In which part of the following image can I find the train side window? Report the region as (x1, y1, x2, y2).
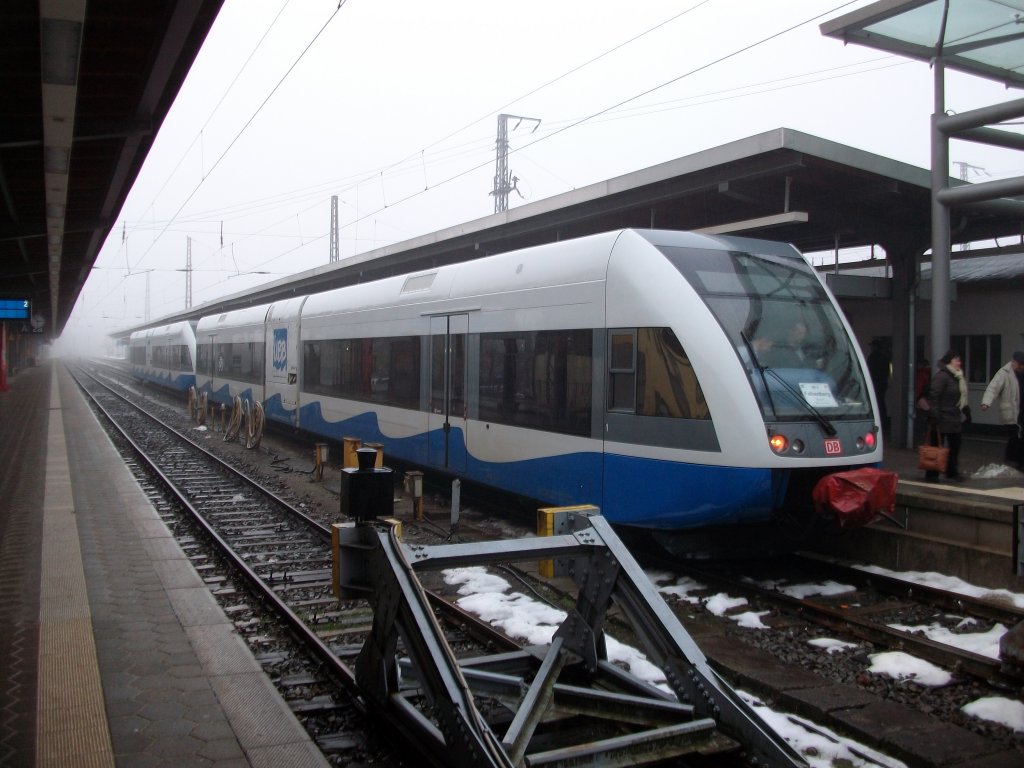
(478, 329, 592, 436)
(197, 343, 212, 376)
(303, 336, 420, 409)
(608, 330, 636, 413)
(636, 328, 709, 419)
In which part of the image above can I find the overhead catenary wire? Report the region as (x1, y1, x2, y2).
(207, 0, 880, 246)
(115, 0, 809, 247)
(253, 0, 867, 254)
(126, 1, 351, 274)
(104, 0, 881, 320)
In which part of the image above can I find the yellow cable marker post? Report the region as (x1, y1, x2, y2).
(536, 505, 599, 577)
(342, 436, 361, 468)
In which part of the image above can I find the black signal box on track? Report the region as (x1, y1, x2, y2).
(340, 447, 393, 522)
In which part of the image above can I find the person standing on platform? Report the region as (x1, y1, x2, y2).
(925, 350, 968, 482)
(980, 350, 1024, 469)
(867, 340, 890, 430)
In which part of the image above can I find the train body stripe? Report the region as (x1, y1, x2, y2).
(288, 402, 773, 528)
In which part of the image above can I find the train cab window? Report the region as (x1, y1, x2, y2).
(661, 244, 871, 420)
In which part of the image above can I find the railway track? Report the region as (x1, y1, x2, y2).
(73, 365, 533, 761)
(554, 540, 1024, 768)
(75, 365, 815, 768)
(668, 554, 1024, 689)
(80, 361, 1024, 766)
(71, 366, 393, 763)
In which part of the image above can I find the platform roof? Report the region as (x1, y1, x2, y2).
(136, 126, 1024, 334)
(0, 1, 224, 338)
(821, 0, 1024, 88)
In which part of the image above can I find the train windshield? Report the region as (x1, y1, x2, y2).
(660, 246, 872, 422)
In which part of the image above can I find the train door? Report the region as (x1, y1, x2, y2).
(267, 318, 300, 426)
(199, 332, 216, 396)
(428, 314, 468, 472)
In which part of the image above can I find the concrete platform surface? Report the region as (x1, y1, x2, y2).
(0, 362, 328, 767)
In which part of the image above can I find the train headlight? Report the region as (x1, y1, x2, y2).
(769, 434, 788, 453)
(791, 439, 805, 454)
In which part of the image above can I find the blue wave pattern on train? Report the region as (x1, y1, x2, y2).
(130, 229, 881, 529)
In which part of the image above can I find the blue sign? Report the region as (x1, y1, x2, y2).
(0, 299, 30, 320)
(273, 328, 288, 370)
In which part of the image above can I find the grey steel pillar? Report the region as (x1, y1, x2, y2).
(930, 55, 951, 369)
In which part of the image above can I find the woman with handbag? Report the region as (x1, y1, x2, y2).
(924, 350, 968, 482)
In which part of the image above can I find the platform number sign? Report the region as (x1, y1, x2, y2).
(0, 299, 31, 319)
(273, 328, 288, 371)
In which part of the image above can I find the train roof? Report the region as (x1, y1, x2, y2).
(129, 319, 196, 343)
(300, 229, 627, 318)
(631, 229, 805, 259)
(302, 228, 813, 316)
(196, 303, 272, 332)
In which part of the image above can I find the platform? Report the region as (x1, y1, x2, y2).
(0, 362, 327, 767)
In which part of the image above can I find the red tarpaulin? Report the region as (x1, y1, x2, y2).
(812, 468, 898, 530)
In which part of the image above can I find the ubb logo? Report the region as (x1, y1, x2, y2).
(273, 328, 288, 370)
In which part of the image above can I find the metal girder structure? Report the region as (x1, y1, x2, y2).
(333, 509, 806, 768)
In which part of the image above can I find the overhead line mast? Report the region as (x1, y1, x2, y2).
(490, 114, 540, 213)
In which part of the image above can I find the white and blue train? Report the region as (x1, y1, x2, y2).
(142, 229, 883, 530)
(128, 321, 197, 392)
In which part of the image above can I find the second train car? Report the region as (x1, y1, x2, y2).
(128, 321, 197, 392)
(192, 229, 881, 530)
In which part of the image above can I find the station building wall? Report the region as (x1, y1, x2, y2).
(838, 281, 1022, 430)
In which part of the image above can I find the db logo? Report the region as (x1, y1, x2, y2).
(273, 329, 288, 370)
(824, 438, 842, 455)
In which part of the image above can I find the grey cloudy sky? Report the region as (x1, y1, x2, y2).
(59, 0, 1020, 352)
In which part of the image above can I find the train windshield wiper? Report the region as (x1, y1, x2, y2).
(740, 332, 837, 437)
(762, 367, 837, 437)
